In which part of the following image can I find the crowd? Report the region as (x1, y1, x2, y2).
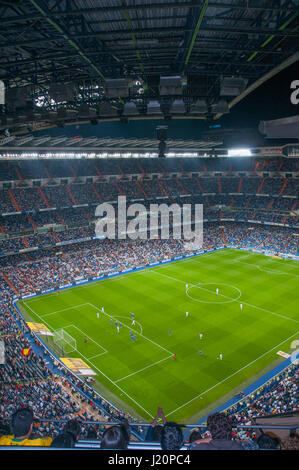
(228, 365, 298, 426)
(0, 405, 297, 449)
(0, 172, 296, 240)
(0, 156, 297, 182)
(0, 300, 142, 443)
(0, 223, 298, 296)
(1, 238, 193, 295)
(0, 156, 297, 449)
(0, 175, 296, 214)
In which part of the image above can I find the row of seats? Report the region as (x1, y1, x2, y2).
(0, 223, 297, 297)
(0, 156, 297, 181)
(0, 176, 297, 212)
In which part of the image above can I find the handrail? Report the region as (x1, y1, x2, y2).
(1, 417, 297, 430)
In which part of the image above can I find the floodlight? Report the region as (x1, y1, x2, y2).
(228, 148, 252, 157)
(147, 100, 163, 115)
(189, 99, 208, 114)
(105, 79, 129, 98)
(170, 99, 186, 114)
(123, 101, 138, 116)
(159, 76, 182, 95)
(220, 77, 247, 96)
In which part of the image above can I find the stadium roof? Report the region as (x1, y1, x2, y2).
(0, 0, 298, 132)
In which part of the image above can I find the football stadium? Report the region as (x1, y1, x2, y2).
(0, 0, 298, 456)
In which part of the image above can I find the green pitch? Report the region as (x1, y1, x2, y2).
(18, 248, 299, 422)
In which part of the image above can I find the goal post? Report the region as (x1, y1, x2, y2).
(53, 328, 77, 355)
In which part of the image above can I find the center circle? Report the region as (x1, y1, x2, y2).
(186, 283, 241, 304)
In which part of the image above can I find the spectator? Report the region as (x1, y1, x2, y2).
(191, 412, 244, 450)
(0, 420, 10, 437)
(50, 432, 76, 448)
(62, 418, 81, 443)
(188, 427, 203, 444)
(160, 422, 184, 450)
(100, 425, 129, 449)
(0, 408, 53, 447)
(280, 435, 299, 451)
(146, 407, 167, 442)
(118, 417, 131, 444)
(257, 432, 281, 450)
(86, 428, 98, 440)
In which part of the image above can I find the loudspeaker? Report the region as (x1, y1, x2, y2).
(156, 126, 168, 141)
(158, 141, 167, 158)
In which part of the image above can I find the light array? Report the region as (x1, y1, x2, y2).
(227, 148, 252, 157)
(0, 151, 201, 160)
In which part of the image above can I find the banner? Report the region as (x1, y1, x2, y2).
(21, 348, 31, 356)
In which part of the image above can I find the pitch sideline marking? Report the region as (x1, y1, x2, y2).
(23, 255, 298, 419)
(26, 298, 173, 377)
(40, 303, 89, 318)
(23, 274, 130, 302)
(24, 299, 173, 411)
(236, 260, 299, 277)
(21, 250, 221, 303)
(22, 301, 155, 419)
(165, 330, 299, 418)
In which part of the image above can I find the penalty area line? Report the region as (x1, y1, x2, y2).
(23, 303, 154, 420)
(88, 302, 174, 356)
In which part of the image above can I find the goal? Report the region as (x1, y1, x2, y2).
(53, 328, 77, 355)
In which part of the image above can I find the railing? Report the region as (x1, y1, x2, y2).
(1, 417, 297, 450)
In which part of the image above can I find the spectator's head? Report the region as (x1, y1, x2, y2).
(118, 417, 131, 443)
(280, 436, 299, 451)
(152, 424, 163, 442)
(86, 428, 98, 439)
(257, 433, 281, 450)
(101, 425, 129, 449)
(0, 421, 10, 437)
(63, 419, 81, 442)
(206, 413, 232, 440)
(160, 422, 184, 450)
(50, 433, 76, 448)
(290, 429, 297, 438)
(11, 408, 34, 438)
(189, 427, 202, 443)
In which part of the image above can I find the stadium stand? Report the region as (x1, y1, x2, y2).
(0, 155, 298, 450)
(1, 0, 299, 452)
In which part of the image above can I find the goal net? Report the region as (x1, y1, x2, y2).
(53, 328, 77, 355)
